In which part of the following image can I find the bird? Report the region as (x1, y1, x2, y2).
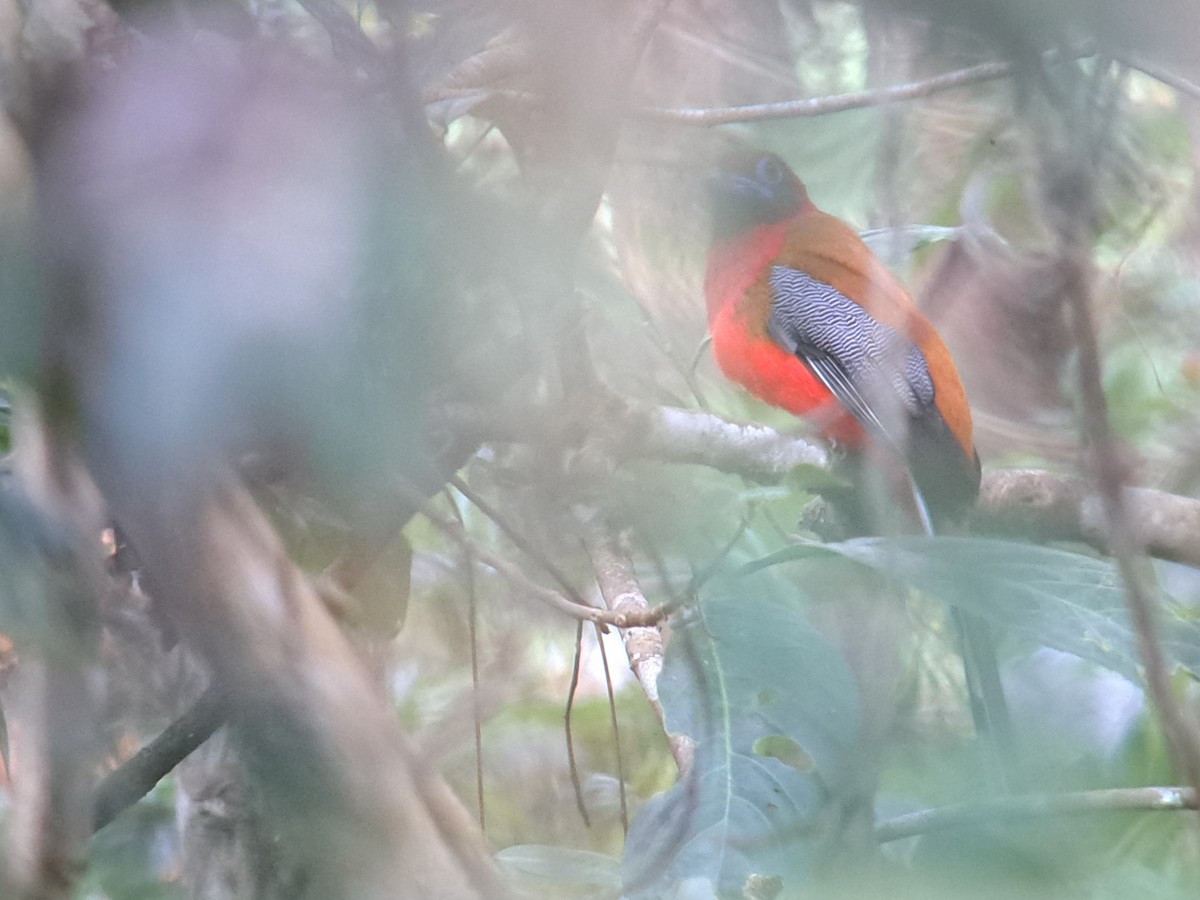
(704, 147, 1013, 779)
(704, 148, 981, 522)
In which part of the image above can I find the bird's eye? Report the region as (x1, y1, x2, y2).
(757, 157, 784, 184)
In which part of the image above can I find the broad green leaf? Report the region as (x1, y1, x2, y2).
(622, 574, 861, 897)
(744, 536, 1200, 684)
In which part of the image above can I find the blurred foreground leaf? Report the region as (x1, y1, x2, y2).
(622, 575, 861, 897)
(746, 536, 1200, 683)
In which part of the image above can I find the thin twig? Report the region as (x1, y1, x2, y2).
(430, 58, 1015, 127)
(296, 0, 380, 70)
(445, 487, 487, 833)
(621, 0, 675, 76)
(875, 786, 1197, 843)
(1053, 113, 1200, 806)
(565, 621, 591, 828)
(1119, 55, 1200, 102)
(631, 42, 1095, 126)
(592, 620, 629, 833)
(407, 484, 668, 627)
(448, 475, 588, 605)
(445, 478, 603, 824)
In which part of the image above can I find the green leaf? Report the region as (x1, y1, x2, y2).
(747, 535, 1200, 684)
(622, 575, 861, 897)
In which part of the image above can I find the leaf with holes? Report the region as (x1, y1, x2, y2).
(622, 573, 861, 897)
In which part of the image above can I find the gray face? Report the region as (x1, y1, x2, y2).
(708, 153, 805, 242)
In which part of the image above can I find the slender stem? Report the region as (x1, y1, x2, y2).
(876, 786, 1197, 843)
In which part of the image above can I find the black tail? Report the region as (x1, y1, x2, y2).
(911, 479, 1017, 789)
(952, 607, 1018, 790)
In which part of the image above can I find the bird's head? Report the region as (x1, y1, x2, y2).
(707, 149, 812, 241)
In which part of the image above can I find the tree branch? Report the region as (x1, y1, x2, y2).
(92, 472, 503, 898)
(977, 469, 1200, 568)
(425, 59, 1014, 128)
(444, 397, 1200, 567)
(633, 58, 1015, 126)
(583, 524, 693, 775)
(876, 786, 1197, 843)
(92, 685, 227, 832)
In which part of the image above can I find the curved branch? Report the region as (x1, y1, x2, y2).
(633, 59, 1015, 126)
(631, 43, 1097, 126)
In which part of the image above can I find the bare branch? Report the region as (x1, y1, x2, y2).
(633, 59, 1015, 126)
(978, 469, 1200, 567)
(621, 0, 676, 74)
(449, 475, 588, 605)
(427, 59, 1012, 128)
(92, 686, 227, 832)
(876, 786, 1196, 843)
(584, 524, 694, 775)
(440, 398, 826, 481)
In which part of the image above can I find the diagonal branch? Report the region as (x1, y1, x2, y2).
(92, 471, 503, 898)
(1118, 55, 1200, 102)
(92, 686, 227, 831)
